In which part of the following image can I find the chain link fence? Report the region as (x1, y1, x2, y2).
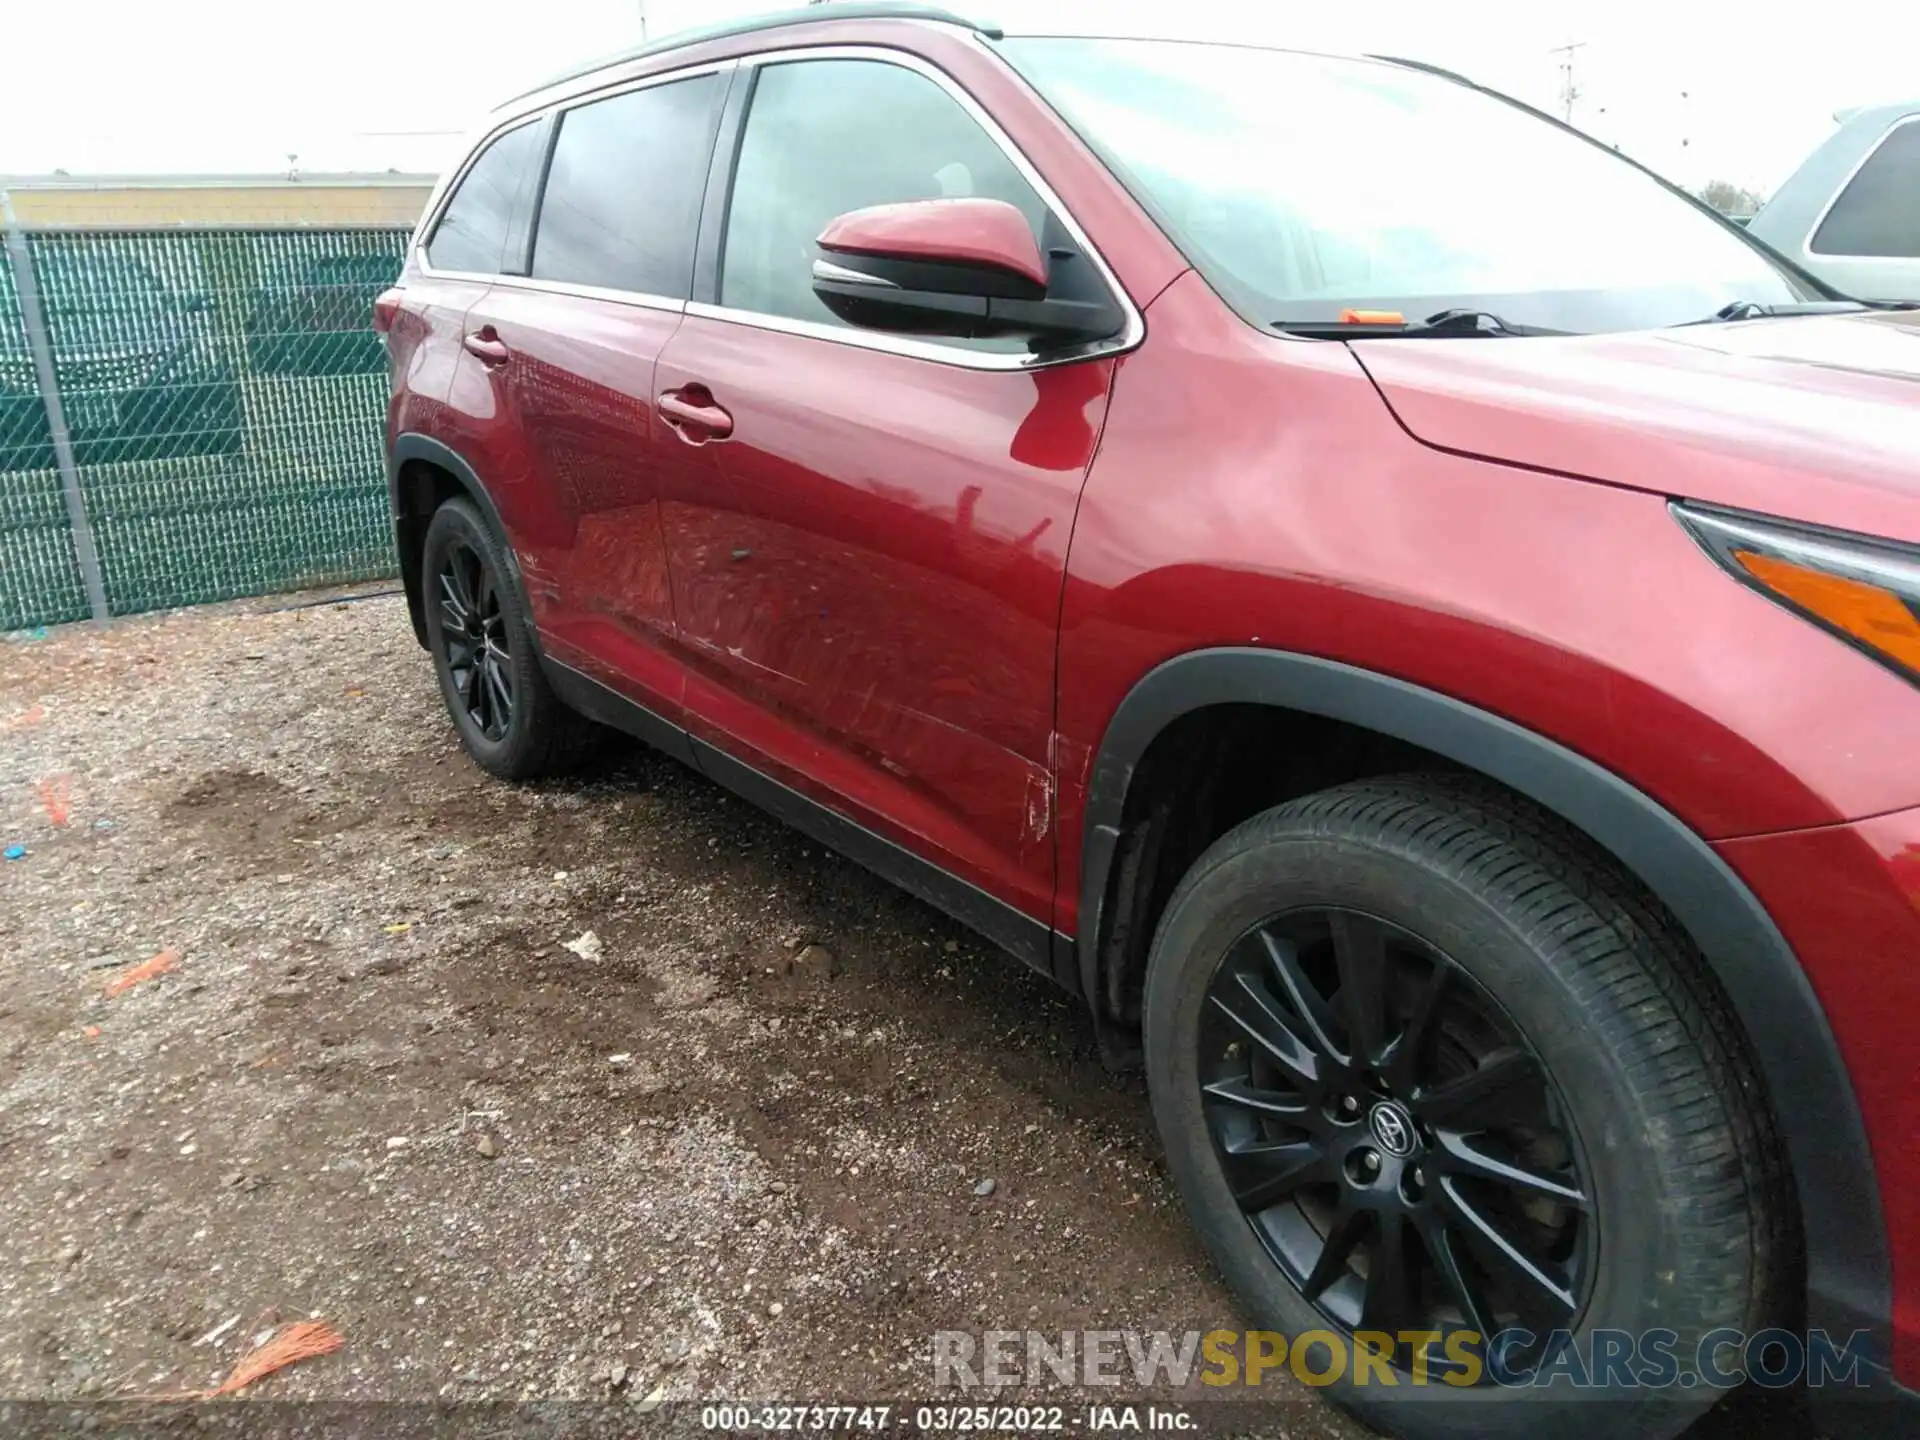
(1, 224, 409, 631)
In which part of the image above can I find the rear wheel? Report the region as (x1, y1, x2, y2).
(1143, 773, 1780, 1439)
(421, 496, 596, 779)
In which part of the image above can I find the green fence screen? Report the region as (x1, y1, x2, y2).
(1, 226, 410, 630)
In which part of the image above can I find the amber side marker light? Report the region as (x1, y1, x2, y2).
(1677, 503, 1920, 683)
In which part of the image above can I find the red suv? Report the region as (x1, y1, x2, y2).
(377, 7, 1920, 1435)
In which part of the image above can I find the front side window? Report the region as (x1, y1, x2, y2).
(531, 74, 719, 296)
(1003, 38, 1815, 334)
(428, 122, 543, 275)
(719, 58, 1047, 346)
(1812, 118, 1920, 258)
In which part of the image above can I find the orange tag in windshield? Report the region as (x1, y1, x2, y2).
(1339, 308, 1406, 325)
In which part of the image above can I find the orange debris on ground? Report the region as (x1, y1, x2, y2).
(103, 949, 179, 998)
(38, 773, 72, 827)
(205, 1321, 344, 1397)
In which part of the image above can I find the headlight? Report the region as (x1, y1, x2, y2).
(1675, 502, 1920, 683)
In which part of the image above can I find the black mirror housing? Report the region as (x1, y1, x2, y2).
(810, 252, 1124, 348)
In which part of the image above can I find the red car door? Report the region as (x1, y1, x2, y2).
(653, 53, 1133, 952)
(402, 118, 546, 420)
(455, 68, 726, 725)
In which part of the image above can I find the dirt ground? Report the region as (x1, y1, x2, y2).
(0, 591, 1815, 1437)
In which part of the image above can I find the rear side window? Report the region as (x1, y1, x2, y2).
(531, 74, 719, 297)
(1811, 118, 1920, 258)
(428, 122, 543, 274)
(719, 59, 1047, 339)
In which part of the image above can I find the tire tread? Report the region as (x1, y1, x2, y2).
(1148, 771, 1791, 1439)
(423, 497, 604, 780)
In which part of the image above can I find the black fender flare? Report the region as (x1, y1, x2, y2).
(388, 433, 529, 648)
(1076, 646, 1890, 1360)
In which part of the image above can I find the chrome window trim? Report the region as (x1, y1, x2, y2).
(704, 43, 1143, 372)
(503, 53, 735, 119)
(480, 275, 688, 314)
(492, 15, 987, 115)
(1804, 113, 1920, 264)
(812, 258, 902, 289)
(413, 59, 733, 292)
(685, 300, 1112, 370)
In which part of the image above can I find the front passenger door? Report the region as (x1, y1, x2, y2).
(654, 54, 1128, 944)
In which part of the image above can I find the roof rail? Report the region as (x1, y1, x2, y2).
(1365, 53, 1479, 89)
(499, 3, 1000, 108)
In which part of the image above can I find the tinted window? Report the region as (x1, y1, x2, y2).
(1812, 119, 1920, 258)
(720, 59, 1047, 338)
(531, 75, 718, 296)
(428, 122, 542, 274)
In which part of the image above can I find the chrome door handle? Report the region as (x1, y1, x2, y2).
(657, 389, 734, 441)
(462, 329, 509, 364)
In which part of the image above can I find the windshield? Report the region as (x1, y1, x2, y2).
(1001, 37, 1816, 335)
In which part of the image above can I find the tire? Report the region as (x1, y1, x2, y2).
(420, 496, 598, 779)
(1142, 772, 1782, 1440)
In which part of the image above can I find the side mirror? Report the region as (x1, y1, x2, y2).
(810, 198, 1122, 349)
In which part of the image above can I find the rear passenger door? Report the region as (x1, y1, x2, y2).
(403, 118, 545, 413)
(455, 67, 727, 725)
(654, 52, 1131, 953)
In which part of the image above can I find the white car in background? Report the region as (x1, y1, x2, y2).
(1747, 100, 1920, 300)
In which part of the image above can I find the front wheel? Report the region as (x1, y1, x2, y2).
(1142, 774, 1781, 1440)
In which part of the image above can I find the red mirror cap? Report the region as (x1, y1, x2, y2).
(817, 198, 1047, 289)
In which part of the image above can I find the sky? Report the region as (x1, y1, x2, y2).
(5, 0, 1917, 195)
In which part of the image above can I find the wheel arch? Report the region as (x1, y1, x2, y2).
(1075, 645, 1890, 1358)
(388, 432, 527, 650)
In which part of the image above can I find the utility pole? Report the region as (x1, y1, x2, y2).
(1550, 41, 1586, 124)
(637, 0, 647, 39)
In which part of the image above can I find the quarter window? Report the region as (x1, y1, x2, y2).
(1811, 118, 1920, 258)
(531, 74, 719, 296)
(427, 122, 543, 275)
(719, 59, 1048, 342)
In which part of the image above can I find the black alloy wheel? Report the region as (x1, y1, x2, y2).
(435, 537, 514, 743)
(1143, 774, 1782, 1440)
(419, 495, 600, 780)
(1198, 906, 1591, 1378)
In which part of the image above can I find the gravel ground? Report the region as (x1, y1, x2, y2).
(0, 591, 1815, 1437)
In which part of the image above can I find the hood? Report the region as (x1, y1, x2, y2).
(1350, 309, 1920, 542)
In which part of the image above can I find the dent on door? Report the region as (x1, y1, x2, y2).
(450, 287, 688, 721)
(656, 321, 1118, 919)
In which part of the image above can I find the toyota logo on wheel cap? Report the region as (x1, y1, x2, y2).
(1368, 1101, 1418, 1157)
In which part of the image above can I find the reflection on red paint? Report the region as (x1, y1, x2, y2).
(1012, 361, 1108, 471)
(1884, 843, 1920, 908)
